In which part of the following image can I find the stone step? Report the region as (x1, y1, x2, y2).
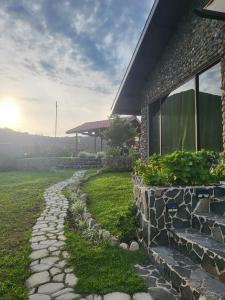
(214, 186, 225, 198)
(210, 197, 225, 216)
(149, 246, 225, 300)
(192, 212, 225, 243)
(169, 228, 225, 283)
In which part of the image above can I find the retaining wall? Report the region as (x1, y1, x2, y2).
(16, 157, 102, 171)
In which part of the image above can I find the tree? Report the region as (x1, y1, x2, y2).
(103, 116, 137, 148)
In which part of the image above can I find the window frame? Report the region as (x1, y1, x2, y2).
(148, 60, 222, 156)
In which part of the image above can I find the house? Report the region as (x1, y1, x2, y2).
(66, 116, 140, 153)
(112, 0, 225, 161)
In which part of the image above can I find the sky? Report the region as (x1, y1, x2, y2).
(0, 0, 153, 136)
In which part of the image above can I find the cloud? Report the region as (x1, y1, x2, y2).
(0, 0, 153, 136)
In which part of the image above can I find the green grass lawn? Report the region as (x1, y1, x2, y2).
(65, 225, 148, 295)
(82, 172, 133, 237)
(0, 169, 74, 300)
(65, 171, 148, 295)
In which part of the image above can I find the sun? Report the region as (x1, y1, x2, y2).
(0, 99, 20, 128)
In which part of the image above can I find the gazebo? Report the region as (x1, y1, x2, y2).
(66, 116, 140, 154)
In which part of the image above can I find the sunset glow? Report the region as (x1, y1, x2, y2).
(0, 98, 20, 128)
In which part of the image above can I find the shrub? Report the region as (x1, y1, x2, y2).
(115, 206, 138, 243)
(103, 155, 134, 172)
(129, 149, 141, 162)
(135, 150, 218, 186)
(71, 199, 85, 217)
(78, 151, 96, 159)
(96, 151, 106, 158)
(213, 162, 225, 181)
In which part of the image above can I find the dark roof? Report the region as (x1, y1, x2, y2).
(66, 116, 140, 134)
(112, 0, 189, 115)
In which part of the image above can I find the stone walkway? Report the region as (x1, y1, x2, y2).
(26, 171, 180, 300)
(27, 171, 85, 300)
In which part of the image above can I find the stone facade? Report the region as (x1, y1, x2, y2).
(140, 0, 225, 161)
(133, 176, 215, 247)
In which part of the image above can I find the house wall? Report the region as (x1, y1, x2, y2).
(140, 0, 225, 161)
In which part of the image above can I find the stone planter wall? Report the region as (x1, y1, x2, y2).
(133, 175, 215, 248)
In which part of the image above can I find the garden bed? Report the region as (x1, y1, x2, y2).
(64, 170, 149, 295)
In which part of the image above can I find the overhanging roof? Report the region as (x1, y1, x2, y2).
(112, 0, 189, 115)
(66, 116, 140, 135)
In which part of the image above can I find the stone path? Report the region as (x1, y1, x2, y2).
(26, 171, 180, 300)
(27, 171, 85, 300)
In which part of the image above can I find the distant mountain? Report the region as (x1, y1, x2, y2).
(0, 128, 106, 158)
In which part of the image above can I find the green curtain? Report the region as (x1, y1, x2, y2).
(199, 92, 223, 151)
(161, 89, 195, 154)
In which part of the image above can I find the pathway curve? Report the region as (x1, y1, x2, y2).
(26, 171, 179, 300)
(27, 171, 85, 300)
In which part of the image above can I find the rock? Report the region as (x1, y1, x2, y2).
(30, 249, 49, 260)
(31, 263, 51, 273)
(26, 271, 50, 288)
(65, 273, 78, 287)
(38, 282, 64, 295)
(129, 241, 139, 251)
(29, 294, 51, 300)
(50, 267, 61, 276)
(104, 292, 130, 300)
(120, 243, 129, 250)
(52, 288, 75, 297)
(148, 288, 177, 300)
(133, 293, 153, 300)
(40, 256, 59, 266)
(55, 293, 78, 300)
(109, 236, 119, 246)
(53, 273, 64, 282)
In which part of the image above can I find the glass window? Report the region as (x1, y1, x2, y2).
(199, 63, 223, 151)
(161, 79, 195, 154)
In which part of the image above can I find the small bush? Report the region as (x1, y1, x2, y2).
(71, 199, 85, 217)
(78, 151, 96, 159)
(96, 151, 106, 158)
(115, 206, 138, 243)
(213, 162, 225, 181)
(135, 150, 218, 186)
(103, 155, 134, 172)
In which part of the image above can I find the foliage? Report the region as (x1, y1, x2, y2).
(65, 225, 148, 295)
(83, 172, 133, 239)
(71, 198, 85, 218)
(134, 159, 146, 176)
(103, 116, 136, 148)
(115, 206, 138, 243)
(0, 170, 74, 300)
(129, 148, 141, 162)
(103, 155, 134, 172)
(96, 151, 106, 158)
(213, 162, 225, 181)
(135, 150, 219, 186)
(78, 151, 97, 159)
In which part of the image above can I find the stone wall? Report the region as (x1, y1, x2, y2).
(140, 0, 225, 160)
(16, 157, 102, 171)
(133, 176, 215, 248)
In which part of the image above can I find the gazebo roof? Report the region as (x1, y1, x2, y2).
(66, 116, 140, 135)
